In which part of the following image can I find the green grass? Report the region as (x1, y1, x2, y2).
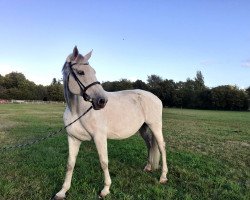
(0, 104, 249, 200)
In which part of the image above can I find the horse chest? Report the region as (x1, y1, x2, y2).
(66, 122, 92, 141)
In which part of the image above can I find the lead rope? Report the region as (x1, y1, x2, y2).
(0, 106, 93, 151)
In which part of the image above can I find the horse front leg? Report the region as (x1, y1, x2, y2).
(94, 135, 111, 198)
(54, 136, 81, 200)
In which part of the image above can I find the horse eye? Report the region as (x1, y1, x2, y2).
(77, 70, 85, 76)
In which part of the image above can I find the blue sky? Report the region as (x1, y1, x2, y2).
(0, 0, 249, 88)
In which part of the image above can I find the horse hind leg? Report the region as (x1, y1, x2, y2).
(148, 122, 168, 184)
(139, 123, 160, 172)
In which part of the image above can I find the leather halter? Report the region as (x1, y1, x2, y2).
(67, 62, 101, 102)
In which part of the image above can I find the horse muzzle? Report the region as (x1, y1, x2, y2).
(92, 97, 108, 110)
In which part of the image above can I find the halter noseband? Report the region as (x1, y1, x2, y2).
(68, 62, 101, 102)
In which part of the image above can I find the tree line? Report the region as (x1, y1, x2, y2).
(102, 71, 249, 111)
(0, 71, 249, 110)
(0, 73, 64, 102)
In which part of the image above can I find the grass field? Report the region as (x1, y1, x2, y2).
(0, 104, 249, 200)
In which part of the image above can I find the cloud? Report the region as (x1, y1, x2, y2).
(241, 59, 250, 68)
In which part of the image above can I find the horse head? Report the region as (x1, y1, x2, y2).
(62, 46, 108, 110)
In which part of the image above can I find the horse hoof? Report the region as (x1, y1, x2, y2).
(144, 164, 152, 172)
(98, 190, 103, 199)
(159, 177, 168, 184)
(144, 168, 152, 173)
(98, 189, 110, 199)
(52, 195, 66, 200)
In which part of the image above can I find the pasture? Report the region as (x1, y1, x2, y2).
(0, 103, 249, 200)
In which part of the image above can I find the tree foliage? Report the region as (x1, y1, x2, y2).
(0, 72, 64, 101)
(0, 71, 249, 110)
(46, 79, 64, 101)
(102, 71, 249, 111)
(246, 86, 250, 98)
(210, 85, 248, 110)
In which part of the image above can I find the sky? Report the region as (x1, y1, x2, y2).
(0, 0, 249, 88)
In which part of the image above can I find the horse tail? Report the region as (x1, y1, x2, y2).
(139, 123, 160, 170)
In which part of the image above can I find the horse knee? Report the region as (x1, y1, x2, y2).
(67, 163, 73, 171)
(66, 158, 76, 171)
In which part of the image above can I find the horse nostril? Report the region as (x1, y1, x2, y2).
(98, 98, 107, 107)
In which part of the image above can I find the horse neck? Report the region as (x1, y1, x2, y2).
(68, 94, 91, 114)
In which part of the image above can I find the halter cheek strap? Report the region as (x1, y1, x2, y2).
(68, 62, 101, 102)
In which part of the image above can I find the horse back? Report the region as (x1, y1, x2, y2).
(103, 89, 162, 139)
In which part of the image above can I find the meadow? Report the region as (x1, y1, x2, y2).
(0, 103, 249, 200)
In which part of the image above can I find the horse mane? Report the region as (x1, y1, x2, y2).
(61, 54, 85, 109)
(62, 62, 72, 109)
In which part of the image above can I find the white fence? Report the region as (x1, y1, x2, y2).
(8, 100, 65, 104)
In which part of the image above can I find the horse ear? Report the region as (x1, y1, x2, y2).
(73, 46, 79, 60)
(83, 50, 93, 62)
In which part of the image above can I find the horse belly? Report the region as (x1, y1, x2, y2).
(106, 108, 144, 140)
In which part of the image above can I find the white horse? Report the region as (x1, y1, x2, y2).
(54, 47, 168, 199)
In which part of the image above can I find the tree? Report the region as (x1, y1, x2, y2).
(0, 74, 3, 85)
(2, 72, 27, 89)
(102, 79, 133, 91)
(52, 78, 57, 85)
(147, 74, 163, 88)
(211, 85, 248, 110)
(175, 71, 208, 108)
(246, 86, 250, 98)
(198, 89, 212, 109)
(117, 79, 133, 90)
(160, 79, 177, 107)
(47, 79, 64, 101)
(133, 79, 149, 90)
(194, 71, 205, 91)
(0, 70, 248, 110)
(0, 72, 39, 100)
(35, 85, 48, 101)
(177, 78, 196, 108)
(147, 75, 164, 103)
